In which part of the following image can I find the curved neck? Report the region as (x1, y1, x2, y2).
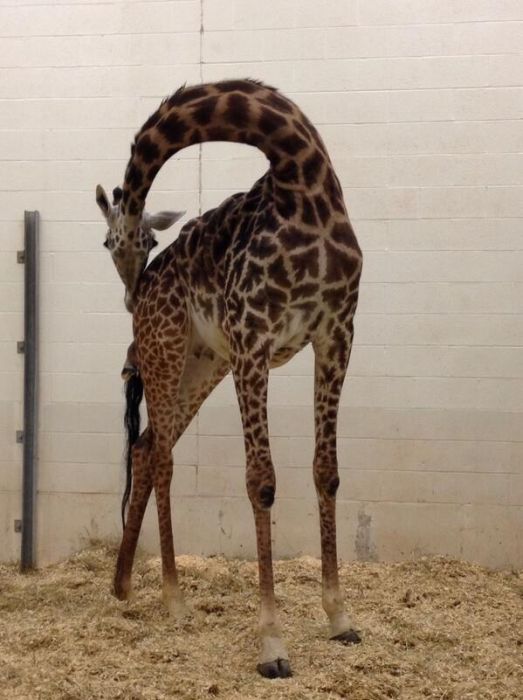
(121, 80, 328, 222)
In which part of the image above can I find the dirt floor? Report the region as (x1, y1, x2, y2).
(0, 544, 522, 700)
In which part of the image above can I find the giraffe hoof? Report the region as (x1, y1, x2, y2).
(331, 629, 362, 645)
(257, 658, 293, 679)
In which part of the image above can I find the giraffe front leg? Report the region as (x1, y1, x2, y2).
(232, 356, 292, 678)
(313, 334, 361, 645)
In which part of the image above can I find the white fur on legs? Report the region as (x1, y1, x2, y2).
(329, 610, 357, 638)
(258, 607, 288, 662)
(162, 584, 188, 619)
(259, 635, 289, 665)
(257, 608, 291, 676)
(323, 587, 359, 639)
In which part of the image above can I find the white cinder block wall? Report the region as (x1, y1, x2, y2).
(1, 0, 522, 568)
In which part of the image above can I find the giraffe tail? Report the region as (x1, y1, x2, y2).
(122, 369, 144, 530)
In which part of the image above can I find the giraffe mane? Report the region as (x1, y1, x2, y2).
(131, 79, 280, 151)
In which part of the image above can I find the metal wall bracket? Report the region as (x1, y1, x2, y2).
(16, 430, 24, 444)
(17, 341, 25, 354)
(17, 250, 25, 264)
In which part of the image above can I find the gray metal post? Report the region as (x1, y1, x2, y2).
(20, 210, 39, 571)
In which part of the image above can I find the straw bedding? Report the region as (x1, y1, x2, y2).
(1, 543, 521, 699)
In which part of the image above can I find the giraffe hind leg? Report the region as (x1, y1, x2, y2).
(114, 427, 153, 600)
(146, 344, 229, 616)
(313, 330, 362, 645)
(114, 340, 229, 611)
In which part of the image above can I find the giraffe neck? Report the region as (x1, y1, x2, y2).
(121, 79, 332, 222)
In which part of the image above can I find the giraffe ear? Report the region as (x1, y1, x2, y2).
(146, 210, 186, 231)
(95, 185, 111, 220)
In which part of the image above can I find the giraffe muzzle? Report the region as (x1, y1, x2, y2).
(124, 288, 136, 312)
(115, 255, 147, 313)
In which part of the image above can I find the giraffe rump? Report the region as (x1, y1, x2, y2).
(122, 371, 144, 530)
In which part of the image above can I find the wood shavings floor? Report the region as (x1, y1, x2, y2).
(1, 544, 522, 699)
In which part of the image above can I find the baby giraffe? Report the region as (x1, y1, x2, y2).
(96, 79, 362, 678)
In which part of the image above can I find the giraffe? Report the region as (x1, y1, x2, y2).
(95, 79, 363, 678)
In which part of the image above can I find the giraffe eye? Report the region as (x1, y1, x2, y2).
(103, 239, 109, 248)
(150, 239, 158, 249)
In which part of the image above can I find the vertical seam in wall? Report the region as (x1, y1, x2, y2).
(195, 0, 204, 483)
(198, 0, 204, 219)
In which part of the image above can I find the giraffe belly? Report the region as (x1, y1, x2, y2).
(190, 305, 310, 366)
(271, 310, 310, 367)
(189, 306, 230, 360)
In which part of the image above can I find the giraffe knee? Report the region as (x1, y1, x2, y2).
(249, 483, 275, 510)
(247, 471, 276, 510)
(259, 485, 275, 508)
(315, 467, 340, 498)
(326, 476, 340, 497)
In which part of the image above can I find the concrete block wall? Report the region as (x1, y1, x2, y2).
(0, 0, 521, 569)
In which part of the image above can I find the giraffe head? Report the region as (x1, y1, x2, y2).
(95, 185, 185, 311)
